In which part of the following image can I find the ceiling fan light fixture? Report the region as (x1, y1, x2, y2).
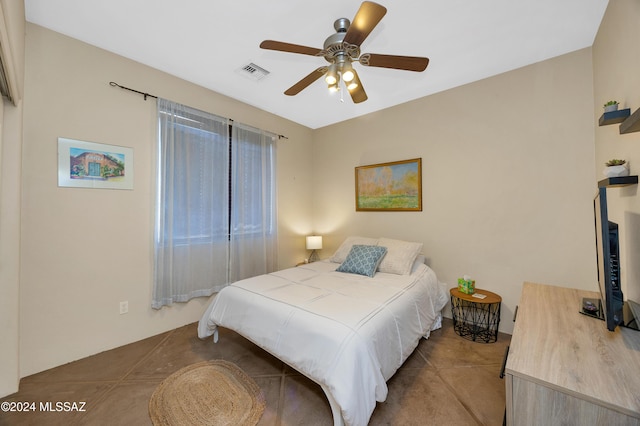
(341, 63, 355, 83)
(328, 82, 339, 92)
(325, 64, 339, 85)
(346, 68, 362, 92)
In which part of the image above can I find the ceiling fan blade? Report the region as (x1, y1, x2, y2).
(346, 69, 368, 104)
(359, 53, 429, 72)
(343, 1, 387, 46)
(260, 40, 322, 56)
(284, 67, 328, 96)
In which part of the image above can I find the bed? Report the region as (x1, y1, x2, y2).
(197, 236, 448, 426)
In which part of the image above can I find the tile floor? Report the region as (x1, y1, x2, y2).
(0, 318, 510, 425)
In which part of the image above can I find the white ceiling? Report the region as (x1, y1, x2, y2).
(24, 0, 608, 129)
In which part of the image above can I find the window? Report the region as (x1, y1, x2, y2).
(152, 99, 277, 309)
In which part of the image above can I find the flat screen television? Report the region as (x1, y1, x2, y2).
(592, 188, 623, 331)
(590, 187, 639, 332)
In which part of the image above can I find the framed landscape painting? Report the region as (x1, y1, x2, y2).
(58, 137, 134, 190)
(355, 158, 422, 211)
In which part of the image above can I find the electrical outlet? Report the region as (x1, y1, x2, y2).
(119, 301, 128, 315)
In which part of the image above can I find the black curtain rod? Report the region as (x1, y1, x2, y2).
(109, 81, 288, 140)
(109, 81, 157, 100)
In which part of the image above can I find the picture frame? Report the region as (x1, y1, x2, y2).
(355, 158, 422, 211)
(58, 137, 134, 190)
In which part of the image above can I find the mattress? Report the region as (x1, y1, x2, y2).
(198, 259, 448, 426)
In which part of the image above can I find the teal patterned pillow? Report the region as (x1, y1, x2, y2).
(336, 245, 388, 277)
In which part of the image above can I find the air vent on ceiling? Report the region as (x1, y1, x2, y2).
(236, 62, 270, 81)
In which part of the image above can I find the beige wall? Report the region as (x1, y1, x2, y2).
(0, 0, 24, 398)
(593, 0, 640, 305)
(313, 48, 597, 334)
(20, 23, 313, 377)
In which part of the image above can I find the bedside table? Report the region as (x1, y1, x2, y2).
(450, 287, 502, 343)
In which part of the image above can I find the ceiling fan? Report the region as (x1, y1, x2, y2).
(259, 1, 429, 104)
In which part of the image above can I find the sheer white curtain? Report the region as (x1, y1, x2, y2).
(229, 123, 278, 282)
(153, 100, 278, 308)
(153, 99, 230, 309)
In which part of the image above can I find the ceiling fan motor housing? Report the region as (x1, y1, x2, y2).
(323, 19, 360, 63)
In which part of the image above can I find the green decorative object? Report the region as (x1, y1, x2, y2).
(457, 277, 475, 295)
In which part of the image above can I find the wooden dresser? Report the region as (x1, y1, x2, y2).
(504, 282, 640, 425)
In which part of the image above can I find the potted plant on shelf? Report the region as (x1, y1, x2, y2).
(603, 159, 629, 178)
(603, 100, 619, 113)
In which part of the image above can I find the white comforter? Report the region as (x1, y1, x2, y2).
(198, 260, 448, 426)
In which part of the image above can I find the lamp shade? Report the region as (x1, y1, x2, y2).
(306, 235, 323, 250)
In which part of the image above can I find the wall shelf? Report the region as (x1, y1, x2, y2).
(598, 175, 638, 188)
(620, 107, 640, 134)
(598, 107, 640, 134)
(599, 108, 630, 126)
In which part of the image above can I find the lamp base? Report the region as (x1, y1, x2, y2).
(308, 250, 320, 263)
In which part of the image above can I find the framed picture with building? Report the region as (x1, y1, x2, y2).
(57, 137, 134, 190)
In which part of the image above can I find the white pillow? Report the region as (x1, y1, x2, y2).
(377, 237, 423, 275)
(411, 254, 427, 274)
(330, 236, 379, 263)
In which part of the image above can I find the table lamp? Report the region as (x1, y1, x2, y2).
(306, 235, 323, 263)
